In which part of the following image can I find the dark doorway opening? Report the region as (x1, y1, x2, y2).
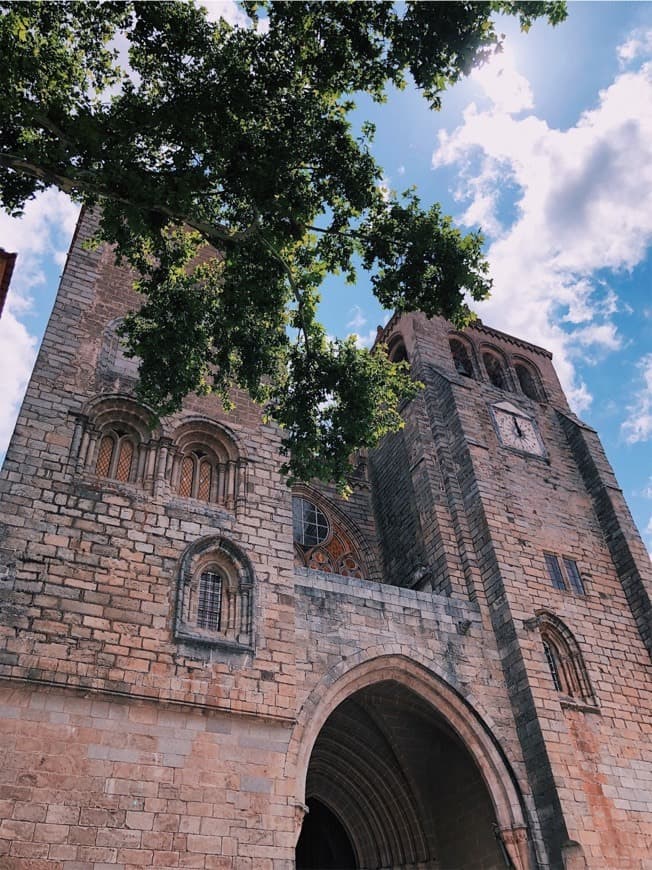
(296, 797, 357, 869)
(296, 680, 505, 870)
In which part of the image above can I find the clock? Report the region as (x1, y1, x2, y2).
(491, 402, 545, 456)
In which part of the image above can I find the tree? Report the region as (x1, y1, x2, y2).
(0, 0, 566, 490)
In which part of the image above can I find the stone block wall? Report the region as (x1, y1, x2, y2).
(377, 312, 652, 869)
(0, 209, 650, 869)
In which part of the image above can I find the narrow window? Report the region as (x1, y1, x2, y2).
(483, 352, 509, 390)
(543, 640, 563, 691)
(115, 439, 134, 482)
(450, 339, 474, 378)
(544, 553, 566, 591)
(96, 434, 115, 477)
(563, 558, 586, 595)
(198, 459, 212, 501)
(540, 619, 596, 705)
(515, 363, 542, 401)
(197, 571, 222, 631)
(179, 455, 194, 498)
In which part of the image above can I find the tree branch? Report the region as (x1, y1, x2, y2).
(0, 151, 259, 244)
(258, 232, 314, 358)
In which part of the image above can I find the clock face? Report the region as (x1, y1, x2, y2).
(492, 406, 545, 455)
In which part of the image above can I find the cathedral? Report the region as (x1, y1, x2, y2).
(0, 208, 650, 870)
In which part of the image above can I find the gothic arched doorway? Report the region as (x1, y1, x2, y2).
(296, 680, 508, 870)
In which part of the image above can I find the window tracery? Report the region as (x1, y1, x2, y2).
(72, 395, 157, 489)
(95, 430, 135, 482)
(538, 614, 596, 706)
(292, 495, 366, 579)
(171, 420, 244, 509)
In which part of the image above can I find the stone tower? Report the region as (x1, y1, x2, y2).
(0, 209, 650, 870)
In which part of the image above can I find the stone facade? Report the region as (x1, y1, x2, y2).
(0, 209, 650, 870)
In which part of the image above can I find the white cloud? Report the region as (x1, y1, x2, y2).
(202, 1, 251, 27)
(470, 47, 533, 114)
(433, 34, 652, 412)
(351, 328, 380, 350)
(0, 312, 38, 450)
(201, 1, 269, 32)
(347, 305, 367, 332)
(621, 353, 652, 445)
(0, 190, 80, 455)
(378, 176, 392, 203)
(618, 28, 652, 67)
(573, 322, 622, 353)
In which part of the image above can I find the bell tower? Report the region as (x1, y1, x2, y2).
(370, 311, 652, 868)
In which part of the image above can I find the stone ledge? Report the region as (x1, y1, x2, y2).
(294, 567, 481, 620)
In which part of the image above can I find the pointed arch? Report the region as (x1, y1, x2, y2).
(286, 652, 536, 869)
(537, 612, 596, 706)
(292, 485, 381, 583)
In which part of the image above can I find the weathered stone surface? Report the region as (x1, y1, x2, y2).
(0, 211, 650, 869)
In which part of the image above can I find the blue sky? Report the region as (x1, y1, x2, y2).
(0, 2, 651, 555)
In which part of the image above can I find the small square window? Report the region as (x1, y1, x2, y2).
(544, 553, 566, 591)
(563, 558, 586, 595)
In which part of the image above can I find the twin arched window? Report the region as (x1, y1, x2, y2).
(75, 396, 154, 487)
(95, 430, 135, 482)
(172, 421, 242, 508)
(179, 451, 214, 501)
(76, 397, 244, 508)
(539, 615, 595, 706)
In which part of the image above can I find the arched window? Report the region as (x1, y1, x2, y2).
(175, 536, 254, 649)
(292, 495, 366, 579)
(483, 351, 510, 391)
(197, 570, 223, 632)
(95, 430, 135, 482)
(539, 615, 596, 706)
(388, 334, 409, 364)
(515, 361, 544, 402)
(178, 451, 214, 500)
(73, 395, 157, 489)
(449, 338, 474, 378)
(172, 420, 243, 509)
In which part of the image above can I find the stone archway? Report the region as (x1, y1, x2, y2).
(288, 655, 535, 870)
